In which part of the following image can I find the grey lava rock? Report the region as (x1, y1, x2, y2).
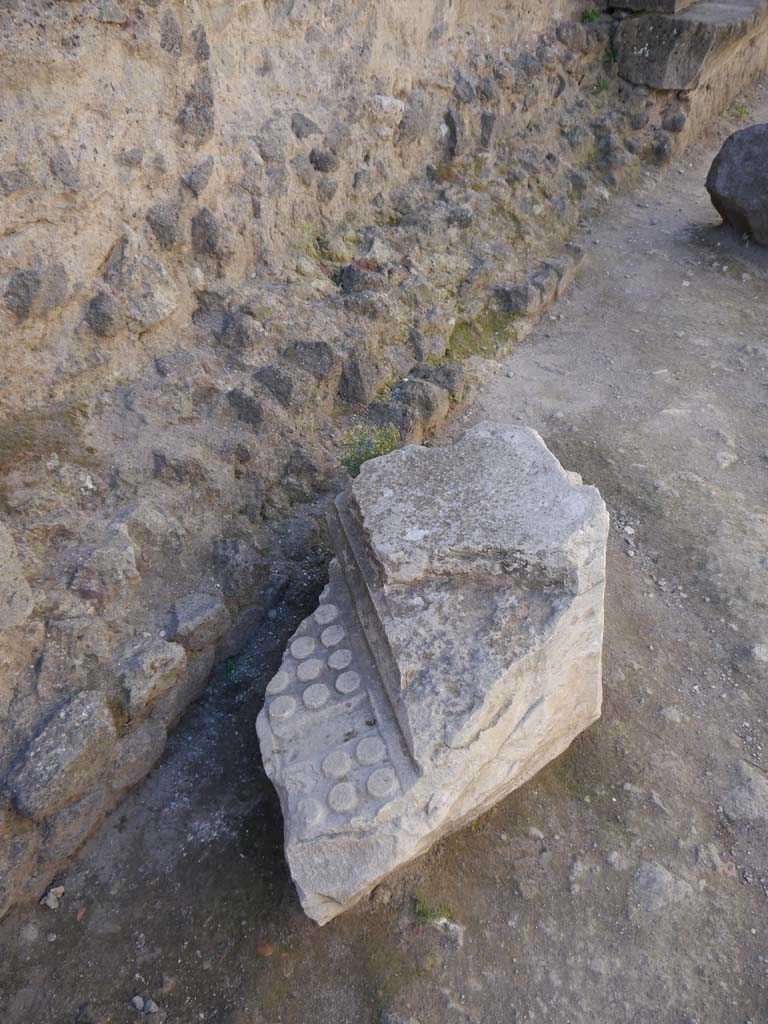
(146, 203, 183, 248)
(183, 156, 213, 197)
(85, 291, 119, 338)
(226, 388, 263, 428)
(662, 109, 687, 133)
(177, 74, 215, 144)
(309, 148, 339, 173)
(5, 264, 68, 321)
(453, 71, 476, 104)
(291, 112, 320, 139)
(254, 364, 294, 408)
(191, 207, 223, 257)
(706, 124, 768, 245)
(7, 692, 117, 821)
(285, 339, 338, 381)
(49, 146, 81, 191)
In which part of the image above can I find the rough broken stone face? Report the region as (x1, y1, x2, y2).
(7, 692, 117, 821)
(171, 592, 230, 652)
(120, 639, 187, 718)
(257, 422, 608, 924)
(706, 123, 768, 245)
(0, 522, 33, 629)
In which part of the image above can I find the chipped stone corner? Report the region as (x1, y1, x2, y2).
(257, 422, 608, 924)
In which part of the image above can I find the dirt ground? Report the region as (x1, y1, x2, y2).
(2, 82, 767, 1024)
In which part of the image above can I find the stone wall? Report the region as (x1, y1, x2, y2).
(1, 0, 766, 919)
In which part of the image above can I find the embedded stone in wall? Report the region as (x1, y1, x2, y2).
(7, 692, 117, 822)
(257, 422, 608, 924)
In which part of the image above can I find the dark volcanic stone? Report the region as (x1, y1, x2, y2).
(309, 148, 339, 173)
(339, 263, 387, 294)
(397, 89, 431, 143)
(480, 111, 496, 149)
(85, 291, 118, 337)
(146, 202, 183, 248)
(651, 129, 673, 165)
(453, 72, 476, 103)
(254, 364, 294, 408)
(338, 350, 382, 405)
(191, 25, 210, 61)
(285, 340, 337, 381)
(50, 145, 80, 190)
(707, 124, 768, 245)
(226, 389, 263, 428)
(662, 109, 687, 133)
(0, 168, 32, 194)
(191, 207, 222, 257)
(177, 74, 215, 144)
(183, 156, 213, 197)
(5, 264, 68, 321)
(444, 108, 464, 159)
(291, 112, 320, 139)
(160, 10, 183, 55)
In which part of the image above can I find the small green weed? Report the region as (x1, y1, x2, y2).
(414, 896, 453, 923)
(340, 425, 400, 477)
(581, 8, 601, 22)
(603, 45, 619, 66)
(736, 105, 751, 118)
(595, 75, 609, 92)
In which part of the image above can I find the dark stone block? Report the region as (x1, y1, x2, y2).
(160, 11, 183, 55)
(291, 112, 320, 139)
(5, 264, 68, 321)
(254, 364, 294, 408)
(285, 339, 338, 381)
(183, 156, 213, 197)
(338, 350, 382, 405)
(177, 74, 215, 145)
(85, 291, 118, 337)
(146, 202, 183, 248)
(309, 148, 339, 173)
(191, 207, 222, 257)
(50, 145, 80, 190)
(707, 124, 768, 245)
(453, 72, 476, 103)
(226, 389, 263, 428)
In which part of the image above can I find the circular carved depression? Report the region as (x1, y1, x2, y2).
(335, 670, 361, 694)
(269, 695, 296, 722)
(321, 624, 345, 648)
(328, 781, 357, 813)
(290, 636, 316, 660)
(367, 766, 397, 799)
(322, 750, 352, 779)
(328, 649, 352, 670)
(314, 603, 339, 626)
(303, 683, 330, 709)
(297, 658, 323, 683)
(356, 736, 386, 766)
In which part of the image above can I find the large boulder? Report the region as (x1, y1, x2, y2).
(706, 124, 768, 245)
(257, 422, 608, 924)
